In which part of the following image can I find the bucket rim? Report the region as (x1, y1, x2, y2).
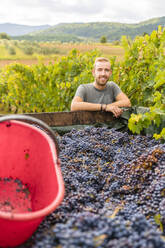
(0, 114, 60, 156)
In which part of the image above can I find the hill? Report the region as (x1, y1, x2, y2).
(0, 23, 51, 36)
(1, 16, 165, 42)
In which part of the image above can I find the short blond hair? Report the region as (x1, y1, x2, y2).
(94, 57, 111, 68)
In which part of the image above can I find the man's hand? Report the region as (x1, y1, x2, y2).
(106, 105, 123, 118)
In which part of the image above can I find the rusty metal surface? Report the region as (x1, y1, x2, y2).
(14, 111, 115, 127)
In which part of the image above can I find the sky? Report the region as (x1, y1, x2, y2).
(1, 0, 165, 26)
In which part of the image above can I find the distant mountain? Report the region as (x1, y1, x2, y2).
(0, 23, 51, 36)
(2, 16, 165, 42)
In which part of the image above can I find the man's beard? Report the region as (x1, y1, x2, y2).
(95, 76, 108, 87)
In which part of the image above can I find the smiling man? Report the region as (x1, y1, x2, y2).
(71, 57, 131, 117)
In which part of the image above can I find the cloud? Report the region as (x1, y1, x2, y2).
(0, 0, 110, 25)
(100, 0, 165, 23)
(0, 0, 165, 25)
(38, 0, 108, 15)
(10, 0, 108, 14)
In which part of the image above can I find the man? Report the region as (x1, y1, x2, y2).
(71, 57, 131, 117)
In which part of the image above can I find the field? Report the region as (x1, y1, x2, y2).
(0, 40, 124, 67)
(47, 42, 125, 58)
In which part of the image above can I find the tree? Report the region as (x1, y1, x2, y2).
(0, 32, 11, 40)
(8, 46, 16, 55)
(143, 32, 149, 36)
(112, 40, 120, 46)
(100, 36, 107, 43)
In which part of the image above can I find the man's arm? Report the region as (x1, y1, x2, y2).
(71, 96, 102, 111)
(106, 92, 131, 117)
(107, 92, 131, 108)
(71, 92, 131, 117)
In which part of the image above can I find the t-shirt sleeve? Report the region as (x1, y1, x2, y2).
(74, 85, 86, 101)
(111, 82, 122, 98)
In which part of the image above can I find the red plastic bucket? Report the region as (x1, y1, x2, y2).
(0, 115, 65, 247)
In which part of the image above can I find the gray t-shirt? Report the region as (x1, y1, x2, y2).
(75, 82, 122, 104)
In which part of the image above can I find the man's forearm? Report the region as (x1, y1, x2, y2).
(107, 99, 131, 108)
(71, 102, 101, 111)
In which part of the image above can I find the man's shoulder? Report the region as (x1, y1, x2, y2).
(78, 83, 94, 90)
(106, 81, 122, 96)
(75, 83, 94, 97)
(106, 81, 118, 87)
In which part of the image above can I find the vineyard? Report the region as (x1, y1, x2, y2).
(0, 39, 124, 62)
(0, 26, 165, 138)
(1, 26, 165, 247)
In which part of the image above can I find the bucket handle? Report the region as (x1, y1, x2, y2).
(0, 114, 60, 157)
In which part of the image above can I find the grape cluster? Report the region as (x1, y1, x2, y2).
(19, 126, 165, 248)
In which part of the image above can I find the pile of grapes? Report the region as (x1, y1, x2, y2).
(20, 126, 165, 248)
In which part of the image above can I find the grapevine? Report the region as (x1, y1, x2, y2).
(111, 25, 165, 139)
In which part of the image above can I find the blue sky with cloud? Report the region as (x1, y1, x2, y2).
(0, 0, 164, 26)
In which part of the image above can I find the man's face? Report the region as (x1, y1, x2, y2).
(93, 61, 112, 87)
